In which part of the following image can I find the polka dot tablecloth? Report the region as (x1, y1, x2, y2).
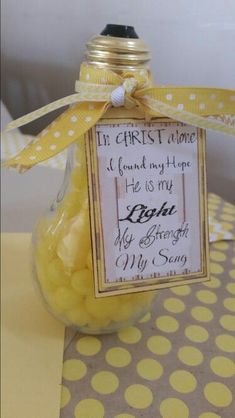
(60, 194, 235, 418)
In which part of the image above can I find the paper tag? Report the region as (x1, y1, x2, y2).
(86, 117, 209, 297)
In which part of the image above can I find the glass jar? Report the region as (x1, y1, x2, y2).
(32, 24, 158, 334)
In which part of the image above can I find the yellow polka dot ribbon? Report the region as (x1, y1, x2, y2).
(3, 62, 235, 171)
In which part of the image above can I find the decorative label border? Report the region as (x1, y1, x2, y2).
(85, 117, 209, 298)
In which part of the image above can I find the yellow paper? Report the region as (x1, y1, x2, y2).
(1, 233, 65, 418)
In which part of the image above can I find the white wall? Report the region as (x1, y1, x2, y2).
(2, 0, 235, 202)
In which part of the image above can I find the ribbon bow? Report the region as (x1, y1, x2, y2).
(4, 62, 235, 171)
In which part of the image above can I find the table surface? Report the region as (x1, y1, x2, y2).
(60, 194, 235, 418)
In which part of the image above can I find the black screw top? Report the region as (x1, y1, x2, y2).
(100, 24, 139, 39)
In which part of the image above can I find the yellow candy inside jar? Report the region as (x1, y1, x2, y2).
(34, 137, 157, 333)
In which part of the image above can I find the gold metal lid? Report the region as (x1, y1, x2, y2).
(86, 33, 150, 72)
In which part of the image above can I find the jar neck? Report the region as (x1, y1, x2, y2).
(85, 34, 150, 73)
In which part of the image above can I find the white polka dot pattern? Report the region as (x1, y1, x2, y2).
(3, 62, 235, 170)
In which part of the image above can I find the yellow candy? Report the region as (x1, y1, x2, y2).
(71, 269, 94, 295)
(47, 258, 70, 287)
(66, 305, 91, 326)
(34, 142, 157, 331)
(39, 277, 57, 294)
(85, 295, 119, 320)
(131, 291, 156, 308)
(40, 276, 57, 293)
(36, 240, 54, 263)
(119, 293, 133, 302)
(86, 251, 93, 271)
(112, 301, 137, 322)
(57, 202, 90, 270)
(55, 287, 81, 310)
(35, 254, 47, 280)
(46, 292, 65, 315)
(36, 257, 58, 293)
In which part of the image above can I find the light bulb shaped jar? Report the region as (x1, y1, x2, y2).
(33, 25, 158, 334)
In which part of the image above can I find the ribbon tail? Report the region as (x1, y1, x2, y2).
(5, 93, 85, 132)
(138, 97, 235, 136)
(4, 101, 109, 171)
